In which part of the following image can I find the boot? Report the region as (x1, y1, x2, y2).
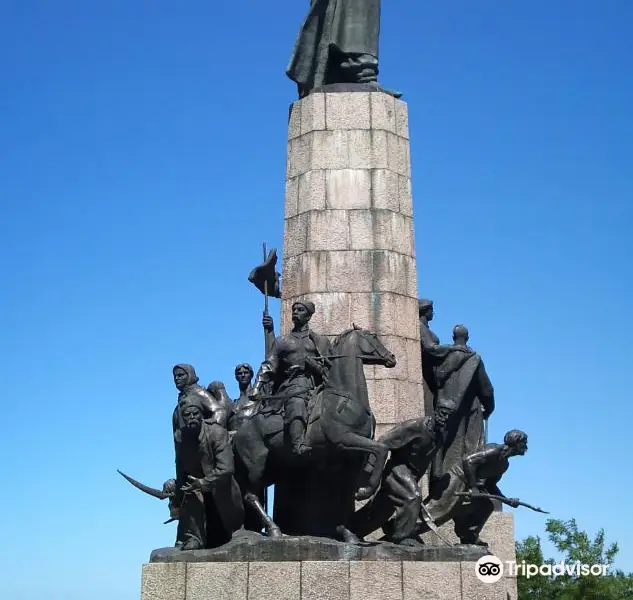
(288, 419, 311, 456)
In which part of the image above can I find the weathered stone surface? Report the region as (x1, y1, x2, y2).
(307, 210, 350, 251)
(348, 130, 389, 169)
(327, 251, 374, 293)
(288, 102, 302, 140)
(326, 169, 371, 209)
(350, 561, 402, 600)
(284, 252, 327, 295)
(460, 562, 507, 599)
(310, 130, 350, 170)
(398, 175, 413, 217)
(297, 170, 327, 214)
(481, 512, 517, 566)
(373, 252, 417, 296)
(187, 563, 248, 600)
(395, 100, 409, 139)
(396, 380, 424, 422)
(403, 562, 461, 600)
(150, 530, 489, 563)
(141, 563, 186, 600)
(301, 562, 350, 600)
(248, 562, 300, 600)
(285, 176, 299, 218)
(327, 92, 371, 130)
(366, 378, 397, 423)
(370, 93, 397, 134)
(284, 213, 308, 258)
(301, 93, 326, 135)
(387, 133, 410, 177)
(371, 169, 399, 212)
(287, 135, 312, 178)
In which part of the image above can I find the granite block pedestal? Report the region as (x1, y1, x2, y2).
(141, 531, 511, 600)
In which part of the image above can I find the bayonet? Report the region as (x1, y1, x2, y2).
(454, 491, 549, 514)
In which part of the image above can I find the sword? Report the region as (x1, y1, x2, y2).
(117, 470, 171, 500)
(418, 502, 453, 546)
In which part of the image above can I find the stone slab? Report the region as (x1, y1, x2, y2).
(140, 557, 514, 600)
(149, 530, 489, 564)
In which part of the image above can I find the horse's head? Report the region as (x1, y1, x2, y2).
(333, 324, 397, 368)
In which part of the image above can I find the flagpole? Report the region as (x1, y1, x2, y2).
(263, 242, 269, 317)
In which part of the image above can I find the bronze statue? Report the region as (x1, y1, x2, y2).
(250, 300, 331, 457)
(233, 322, 397, 538)
(172, 364, 230, 442)
(419, 298, 440, 417)
(419, 430, 529, 546)
(226, 363, 258, 432)
(350, 401, 456, 546)
(287, 0, 400, 98)
(173, 397, 244, 550)
(422, 326, 495, 497)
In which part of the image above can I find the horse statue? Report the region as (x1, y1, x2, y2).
(233, 324, 397, 538)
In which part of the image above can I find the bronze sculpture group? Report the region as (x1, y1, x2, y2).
(120, 297, 539, 552)
(118, 2, 544, 555)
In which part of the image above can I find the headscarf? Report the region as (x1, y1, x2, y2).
(173, 364, 199, 387)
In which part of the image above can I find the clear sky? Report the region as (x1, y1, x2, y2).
(1, 2, 631, 598)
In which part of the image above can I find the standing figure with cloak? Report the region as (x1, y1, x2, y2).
(287, 0, 400, 98)
(424, 325, 496, 500)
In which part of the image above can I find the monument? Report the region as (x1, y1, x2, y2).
(120, 3, 545, 599)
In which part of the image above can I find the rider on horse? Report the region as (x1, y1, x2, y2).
(249, 300, 331, 457)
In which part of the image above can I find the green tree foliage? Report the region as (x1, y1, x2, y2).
(516, 518, 633, 599)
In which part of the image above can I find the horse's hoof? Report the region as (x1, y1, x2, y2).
(268, 526, 283, 539)
(355, 487, 374, 501)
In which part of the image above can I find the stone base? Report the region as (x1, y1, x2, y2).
(141, 559, 510, 600)
(141, 529, 515, 599)
(150, 530, 488, 564)
(421, 511, 517, 599)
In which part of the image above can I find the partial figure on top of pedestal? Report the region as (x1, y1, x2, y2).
(287, 0, 401, 98)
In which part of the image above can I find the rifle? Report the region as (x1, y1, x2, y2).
(454, 491, 549, 514)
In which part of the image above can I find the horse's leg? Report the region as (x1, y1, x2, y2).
(333, 432, 389, 500)
(244, 492, 282, 538)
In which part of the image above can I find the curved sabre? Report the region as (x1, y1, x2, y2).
(419, 502, 453, 546)
(117, 469, 170, 500)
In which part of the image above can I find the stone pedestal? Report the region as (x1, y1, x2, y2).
(281, 91, 423, 438)
(141, 531, 511, 600)
(141, 559, 511, 600)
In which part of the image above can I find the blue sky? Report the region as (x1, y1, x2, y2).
(1, 1, 632, 598)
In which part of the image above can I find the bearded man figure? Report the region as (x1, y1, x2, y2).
(173, 398, 244, 550)
(250, 300, 331, 457)
(172, 364, 230, 443)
